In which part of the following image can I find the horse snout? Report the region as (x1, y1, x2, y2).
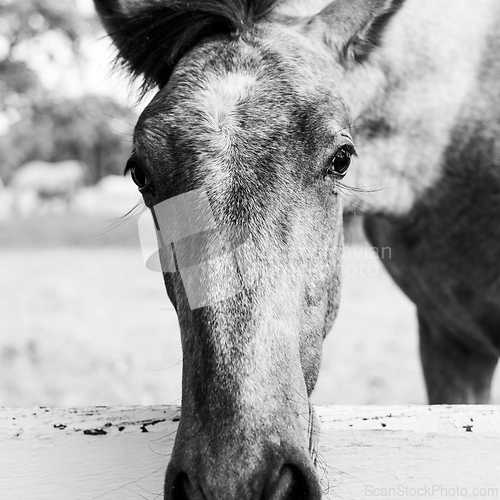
(167, 462, 320, 500)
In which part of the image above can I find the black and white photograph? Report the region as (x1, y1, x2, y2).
(1, 0, 499, 499)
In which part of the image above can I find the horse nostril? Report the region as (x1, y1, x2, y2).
(172, 471, 191, 500)
(265, 464, 311, 500)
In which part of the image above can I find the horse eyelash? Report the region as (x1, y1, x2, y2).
(124, 149, 137, 176)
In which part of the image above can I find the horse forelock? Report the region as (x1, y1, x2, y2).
(109, 0, 285, 93)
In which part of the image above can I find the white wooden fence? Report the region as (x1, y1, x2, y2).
(1, 405, 499, 500)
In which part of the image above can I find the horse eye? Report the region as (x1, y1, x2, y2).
(329, 146, 353, 177)
(126, 160, 147, 188)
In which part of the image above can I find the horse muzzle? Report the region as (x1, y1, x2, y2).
(164, 432, 322, 500)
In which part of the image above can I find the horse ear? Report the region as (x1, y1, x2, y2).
(305, 0, 406, 65)
(93, 0, 183, 89)
(93, 0, 161, 86)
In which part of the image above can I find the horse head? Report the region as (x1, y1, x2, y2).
(94, 1, 404, 498)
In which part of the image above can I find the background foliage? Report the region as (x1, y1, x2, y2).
(0, 0, 136, 184)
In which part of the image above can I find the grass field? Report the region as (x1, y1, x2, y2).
(1, 215, 499, 406)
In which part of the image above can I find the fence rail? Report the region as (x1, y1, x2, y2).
(1, 405, 499, 499)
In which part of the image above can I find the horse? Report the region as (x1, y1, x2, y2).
(94, 0, 500, 498)
(10, 160, 86, 214)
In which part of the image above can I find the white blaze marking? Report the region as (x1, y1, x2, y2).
(194, 71, 257, 152)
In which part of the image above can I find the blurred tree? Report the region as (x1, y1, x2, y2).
(0, 0, 97, 113)
(0, 59, 39, 94)
(0, 0, 97, 56)
(0, 95, 135, 183)
(0, 59, 41, 125)
(0, 0, 136, 184)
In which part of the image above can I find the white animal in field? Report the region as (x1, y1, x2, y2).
(10, 160, 87, 214)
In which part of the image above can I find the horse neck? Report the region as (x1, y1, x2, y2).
(340, 0, 499, 217)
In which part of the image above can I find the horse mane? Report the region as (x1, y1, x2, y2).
(105, 0, 283, 93)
